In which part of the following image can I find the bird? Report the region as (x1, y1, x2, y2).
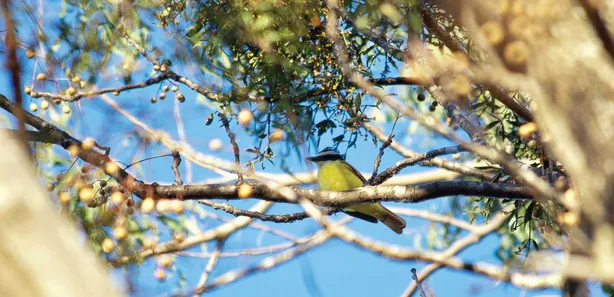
(306, 147, 406, 234)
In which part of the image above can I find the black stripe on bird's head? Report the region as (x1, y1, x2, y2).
(306, 147, 344, 162)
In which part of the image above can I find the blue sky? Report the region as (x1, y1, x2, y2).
(0, 2, 604, 297)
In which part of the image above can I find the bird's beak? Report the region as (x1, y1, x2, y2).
(306, 156, 316, 162)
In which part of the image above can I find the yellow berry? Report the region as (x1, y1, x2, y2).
(105, 162, 120, 175)
(82, 137, 95, 150)
(208, 138, 223, 151)
(36, 73, 46, 81)
(504, 40, 530, 66)
(160, 65, 167, 72)
(162, 86, 169, 92)
(66, 87, 77, 96)
(24, 86, 32, 94)
(111, 191, 125, 204)
(171, 200, 184, 214)
(480, 21, 505, 45)
(40, 100, 49, 109)
(101, 238, 115, 253)
(62, 105, 71, 114)
(29, 103, 38, 112)
(158, 255, 172, 268)
(113, 226, 128, 240)
(154, 268, 166, 281)
(79, 186, 95, 203)
(71, 76, 81, 83)
(237, 109, 253, 127)
(238, 183, 253, 199)
(68, 145, 80, 157)
(519, 122, 537, 138)
(171, 86, 178, 92)
(59, 192, 72, 205)
(113, 91, 120, 96)
(153, 64, 161, 71)
(159, 93, 166, 99)
(173, 232, 185, 243)
(141, 197, 156, 213)
(269, 129, 285, 143)
(452, 153, 461, 160)
(156, 199, 171, 214)
(176, 92, 184, 102)
(79, 80, 87, 88)
(25, 49, 35, 59)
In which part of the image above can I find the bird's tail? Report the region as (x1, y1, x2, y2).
(373, 205, 406, 235)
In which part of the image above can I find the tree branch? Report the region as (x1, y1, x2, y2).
(198, 200, 342, 223)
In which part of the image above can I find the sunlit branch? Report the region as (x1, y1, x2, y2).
(401, 205, 513, 297)
(109, 201, 271, 266)
(372, 145, 466, 185)
(28, 73, 172, 102)
(199, 200, 342, 223)
(362, 122, 495, 180)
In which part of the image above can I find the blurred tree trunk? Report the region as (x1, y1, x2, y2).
(0, 129, 121, 297)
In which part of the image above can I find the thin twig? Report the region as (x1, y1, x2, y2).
(367, 117, 398, 185)
(362, 122, 495, 180)
(193, 238, 225, 296)
(28, 73, 172, 102)
(411, 268, 427, 297)
(172, 151, 183, 185)
(400, 205, 514, 297)
(199, 200, 341, 223)
(372, 145, 466, 185)
(219, 113, 243, 182)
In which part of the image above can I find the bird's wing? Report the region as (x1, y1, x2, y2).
(340, 160, 367, 185)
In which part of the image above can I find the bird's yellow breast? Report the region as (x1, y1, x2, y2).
(316, 160, 365, 191)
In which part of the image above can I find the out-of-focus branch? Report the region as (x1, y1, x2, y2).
(401, 205, 513, 297)
(183, 223, 339, 295)
(193, 239, 225, 296)
(109, 201, 271, 266)
(420, 6, 534, 122)
(0, 129, 121, 297)
(576, 0, 614, 64)
(219, 113, 243, 182)
(1, 0, 29, 155)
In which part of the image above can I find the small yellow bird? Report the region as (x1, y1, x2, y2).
(307, 148, 406, 234)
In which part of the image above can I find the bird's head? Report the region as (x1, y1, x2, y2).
(306, 147, 344, 166)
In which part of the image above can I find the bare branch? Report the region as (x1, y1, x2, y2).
(219, 113, 243, 182)
(198, 200, 342, 223)
(172, 151, 183, 186)
(362, 122, 495, 180)
(109, 201, 271, 267)
(28, 73, 172, 102)
(372, 145, 466, 186)
(193, 239, 225, 296)
(410, 268, 428, 297)
(367, 132, 394, 185)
